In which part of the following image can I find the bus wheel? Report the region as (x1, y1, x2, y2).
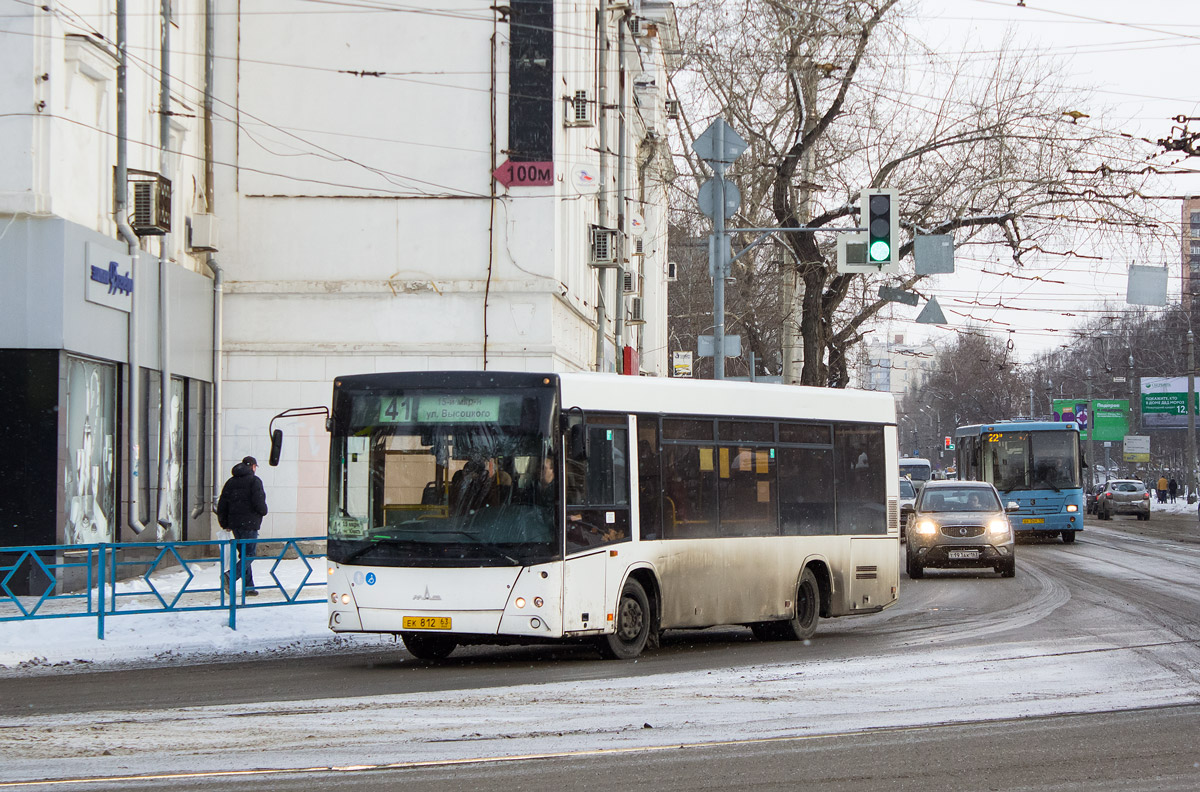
(777, 568, 820, 641)
(1061, 531, 1076, 543)
(598, 579, 651, 660)
(402, 632, 457, 660)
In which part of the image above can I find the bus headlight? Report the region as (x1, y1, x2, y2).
(515, 597, 526, 609)
(1065, 504, 1078, 513)
(915, 520, 938, 536)
(988, 519, 1010, 536)
(341, 593, 351, 605)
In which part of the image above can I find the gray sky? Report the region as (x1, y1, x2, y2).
(885, 0, 1200, 362)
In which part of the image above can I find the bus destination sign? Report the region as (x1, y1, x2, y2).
(380, 395, 501, 424)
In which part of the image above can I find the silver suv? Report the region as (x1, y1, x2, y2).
(906, 481, 1016, 578)
(1094, 479, 1150, 521)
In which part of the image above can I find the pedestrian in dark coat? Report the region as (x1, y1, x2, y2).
(217, 456, 269, 595)
(1169, 477, 1179, 503)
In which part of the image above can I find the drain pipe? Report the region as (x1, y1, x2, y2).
(613, 10, 629, 367)
(155, 0, 173, 533)
(201, 0, 223, 513)
(116, 0, 146, 535)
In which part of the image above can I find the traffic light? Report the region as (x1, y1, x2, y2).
(944, 436, 952, 449)
(861, 188, 899, 266)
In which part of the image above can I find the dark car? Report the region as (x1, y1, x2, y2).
(1094, 479, 1150, 521)
(906, 481, 1016, 579)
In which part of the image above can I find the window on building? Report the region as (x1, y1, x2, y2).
(64, 356, 117, 545)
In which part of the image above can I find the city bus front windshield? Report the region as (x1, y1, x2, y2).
(327, 389, 560, 568)
(984, 430, 1080, 492)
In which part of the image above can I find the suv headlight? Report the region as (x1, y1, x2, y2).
(915, 519, 938, 536)
(988, 519, 1010, 536)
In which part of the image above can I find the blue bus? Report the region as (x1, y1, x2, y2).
(953, 421, 1084, 543)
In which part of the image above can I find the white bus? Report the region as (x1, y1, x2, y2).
(314, 371, 900, 660)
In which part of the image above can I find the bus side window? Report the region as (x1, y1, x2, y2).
(636, 415, 661, 541)
(565, 419, 631, 553)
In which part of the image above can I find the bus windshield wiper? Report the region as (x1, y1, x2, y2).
(340, 535, 413, 564)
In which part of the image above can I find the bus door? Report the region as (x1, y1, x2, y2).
(561, 414, 631, 633)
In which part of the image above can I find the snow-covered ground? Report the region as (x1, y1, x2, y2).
(2, 497, 1199, 782)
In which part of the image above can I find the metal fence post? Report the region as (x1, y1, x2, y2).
(97, 544, 106, 640)
(227, 535, 237, 631)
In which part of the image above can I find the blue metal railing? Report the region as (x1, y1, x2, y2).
(0, 537, 326, 639)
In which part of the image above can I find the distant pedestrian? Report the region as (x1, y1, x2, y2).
(1169, 477, 1179, 503)
(1157, 475, 1169, 504)
(217, 456, 269, 596)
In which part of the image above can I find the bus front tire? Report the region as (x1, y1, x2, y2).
(401, 632, 458, 661)
(1061, 531, 1076, 543)
(598, 578, 651, 660)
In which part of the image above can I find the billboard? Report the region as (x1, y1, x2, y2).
(1052, 398, 1129, 442)
(1140, 376, 1199, 428)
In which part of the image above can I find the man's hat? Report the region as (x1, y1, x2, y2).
(242, 456, 258, 467)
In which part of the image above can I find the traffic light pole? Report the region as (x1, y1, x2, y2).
(712, 124, 728, 380)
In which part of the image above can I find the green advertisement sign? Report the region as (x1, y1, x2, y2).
(1052, 398, 1129, 442)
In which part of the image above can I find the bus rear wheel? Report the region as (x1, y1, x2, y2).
(598, 578, 651, 660)
(402, 632, 458, 660)
(776, 568, 820, 641)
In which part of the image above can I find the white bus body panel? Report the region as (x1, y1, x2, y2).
(562, 550, 609, 633)
(328, 562, 566, 639)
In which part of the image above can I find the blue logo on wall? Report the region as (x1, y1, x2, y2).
(365, 573, 376, 586)
(90, 261, 134, 296)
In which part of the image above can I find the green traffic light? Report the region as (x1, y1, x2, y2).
(869, 240, 891, 262)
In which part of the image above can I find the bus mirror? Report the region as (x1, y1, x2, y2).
(269, 429, 283, 466)
(568, 423, 588, 461)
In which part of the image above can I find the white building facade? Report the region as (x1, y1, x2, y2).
(1, 1, 679, 551)
(0, 1, 216, 566)
(212, 1, 677, 537)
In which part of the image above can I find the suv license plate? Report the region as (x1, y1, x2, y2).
(948, 550, 980, 560)
(403, 616, 451, 630)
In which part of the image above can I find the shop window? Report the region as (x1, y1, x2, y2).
(64, 356, 117, 545)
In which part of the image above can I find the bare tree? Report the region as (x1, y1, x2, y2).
(671, 0, 1166, 387)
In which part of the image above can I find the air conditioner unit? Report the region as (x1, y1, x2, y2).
(590, 226, 618, 267)
(128, 170, 171, 236)
(188, 213, 220, 252)
(665, 99, 681, 120)
(563, 89, 593, 127)
(627, 296, 646, 325)
(632, 238, 645, 257)
(622, 271, 643, 295)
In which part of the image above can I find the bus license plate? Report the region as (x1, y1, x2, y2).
(948, 550, 979, 560)
(403, 616, 451, 630)
(1022, 518, 1045, 524)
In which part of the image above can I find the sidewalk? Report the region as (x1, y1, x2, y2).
(0, 556, 382, 675)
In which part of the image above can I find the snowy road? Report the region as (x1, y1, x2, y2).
(2, 517, 1200, 786)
